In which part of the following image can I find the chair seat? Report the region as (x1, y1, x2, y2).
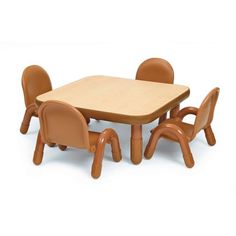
(161, 118, 194, 142)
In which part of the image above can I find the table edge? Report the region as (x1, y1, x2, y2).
(36, 88, 190, 125)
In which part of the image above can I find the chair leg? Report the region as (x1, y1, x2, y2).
(91, 129, 121, 179)
(204, 125, 216, 146)
(91, 137, 106, 179)
(33, 132, 45, 165)
(109, 131, 122, 162)
(178, 136, 194, 168)
(20, 104, 37, 134)
(47, 143, 66, 150)
(158, 113, 167, 124)
(144, 127, 161, 159)
(170, 105, 180, 118)
(144, 124, 194, 168)
(58, 145, 67, 151)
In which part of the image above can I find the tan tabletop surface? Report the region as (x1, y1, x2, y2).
(37, 75, 190, 124)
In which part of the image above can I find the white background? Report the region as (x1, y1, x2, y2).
(0, 0, 235, 235)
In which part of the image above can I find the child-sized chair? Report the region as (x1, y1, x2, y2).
(144, 87, 220, 168)
(136, 58, 178, 123)
(136, 58, 174, 84)
(33, 100, 122, 179)
(20, 65, 90, 135)
(20, 65, 53, 134)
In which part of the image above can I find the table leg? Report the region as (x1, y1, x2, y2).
(130, 124, 142, 164)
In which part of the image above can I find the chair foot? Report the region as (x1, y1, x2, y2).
(33, 150, 44, 165)
(183, 153, 195, 168)
(144, 146, 154, 160)
(112, 150, 122, 162)
(91, 157, 102, 178)
(178, 132, 195, 168)
(58, 145, 67, 151)
(144, 141, 155, 160)
(204, 126, 216, 146)
(47, 143, 56, 147)
(20, 123, 29, 134)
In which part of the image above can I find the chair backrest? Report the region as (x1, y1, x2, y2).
(135, 58, 174, 84)
(38, 100, 90, 150)
(193, 87, 220, 136)
(22, 65, 52, 107)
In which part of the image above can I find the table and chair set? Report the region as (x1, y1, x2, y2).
(20, 58, 220, 179)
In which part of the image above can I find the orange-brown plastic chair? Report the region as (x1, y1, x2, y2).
(20, 65, 52, 134)
(33, 100, 122, 179)
(144, 87, 220, 168)
(20, 65, 91, 135)
(136, 58, 178, 123)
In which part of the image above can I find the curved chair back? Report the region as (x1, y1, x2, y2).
(136, 58, 174, 84)
(193, 88, 220, 136)
(22, 65, 52, 107)
(38, 101, 90, 150)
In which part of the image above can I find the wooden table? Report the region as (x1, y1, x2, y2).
(36, 75, 190, 164)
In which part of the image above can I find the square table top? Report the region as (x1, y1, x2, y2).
(36, 75, 190, 124)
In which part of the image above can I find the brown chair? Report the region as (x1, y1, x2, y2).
(33, 100, 122, 179)
(20, 65, 52, 134)
(144, 87, 220, 168)
(136, 58, 178, 123)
